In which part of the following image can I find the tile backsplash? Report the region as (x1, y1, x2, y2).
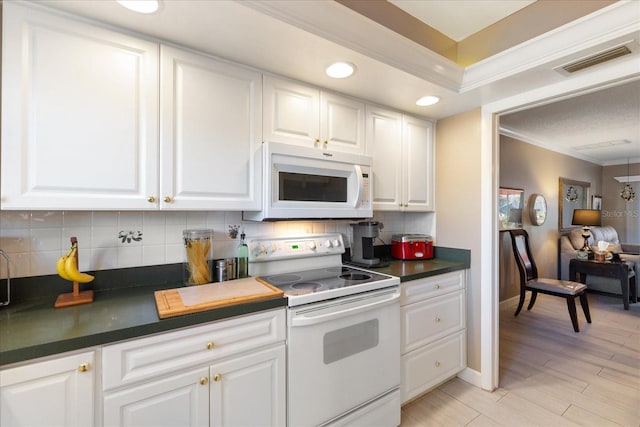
(0, 210, 434, 279)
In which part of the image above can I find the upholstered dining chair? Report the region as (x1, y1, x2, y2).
(508, 229, 591, 332)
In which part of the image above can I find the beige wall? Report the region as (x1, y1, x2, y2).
(499, 135, 603, 301)
(602, 163, 640, 244)
(436, 108, 482, 371)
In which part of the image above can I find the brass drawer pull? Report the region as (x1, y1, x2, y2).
(213, 373, 222, 382)
(78, 363, 90, 373)
(200, 377, 208, 385)
(206, 342, 215, 350)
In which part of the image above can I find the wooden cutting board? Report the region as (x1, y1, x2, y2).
(154, 278, 284, 319)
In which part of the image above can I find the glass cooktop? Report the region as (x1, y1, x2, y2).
(258, 266, 393, 297)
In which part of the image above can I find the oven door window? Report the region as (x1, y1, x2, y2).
(324, 319, 379, 364)
(279, 172, 347, 202)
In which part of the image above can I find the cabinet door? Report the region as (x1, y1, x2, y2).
(320, 92, 366, 154)
(402, 116, 435, 212)
(263, 76, 320, 147)
(160, 46, 262, 210)
(366, 106, 403, 211)
(0, 351, 95, 427)
(1, 3, 159, 210)
(210, 345, 285, 427)
(401, 331, 466, 403)
(103, 367, 209, 427)
(401, 290, 466, 354)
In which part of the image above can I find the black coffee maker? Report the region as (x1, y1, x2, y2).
(350, 221, 381, 267)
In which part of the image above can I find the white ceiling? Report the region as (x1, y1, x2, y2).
(30, 0, 640, 166)
(500, 79, 640, 164)
(388, 0, 536, 41)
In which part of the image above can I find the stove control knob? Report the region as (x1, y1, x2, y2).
(331, 239, 341, 248)
(308, 241, 317, 250)
(325, 240, 333, 248)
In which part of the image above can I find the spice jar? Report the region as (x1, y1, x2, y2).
(183, 229, 214, 285)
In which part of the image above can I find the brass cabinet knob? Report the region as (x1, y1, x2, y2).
(213, 373, 222, 382)
(147, 196, 156, 203)
(323, 140, 328, 145)
(206, 342, 214, 350)
(434, 284, 441, 289)
(200, 377, 208, 385)
(78, 363, 90, 372)
(435, 317, 441, 323)
(404, 203, 409, 207)
(315, 138, 320, 144)
(163, 196, 173, 203)
(435, 361, 441, 368)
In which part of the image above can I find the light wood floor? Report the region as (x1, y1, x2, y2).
(401, 293, 640, 426)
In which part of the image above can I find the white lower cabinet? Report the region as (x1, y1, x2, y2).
(0, 350, 96, 427)
(104, 367, 210, 427)
(209, 345, 285, 427)
(400, 271, 467, 404)
(102, 309, 286, 427)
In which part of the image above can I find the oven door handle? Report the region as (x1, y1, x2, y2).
(290, 290, 399, 327)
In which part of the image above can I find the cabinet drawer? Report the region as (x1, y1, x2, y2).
(401, 290, 465, 354)
(103, 309, 285, 391)
(401, 271, 465, 305)
(401, 331, 466, 404)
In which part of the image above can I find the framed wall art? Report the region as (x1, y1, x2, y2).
(499, 187, 524, 230)
(592, 195, 602, 210)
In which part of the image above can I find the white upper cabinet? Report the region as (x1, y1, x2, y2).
(263, 76, 366, 154)
(367, 106, 435, 212)
(402, 115, 435, 212)
(1, 3, 263, 211)
(1, 2, 159, 210)
(160, 46, 262, 210)
(366, 107, 403, 210)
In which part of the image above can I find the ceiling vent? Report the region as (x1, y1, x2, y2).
(559, 45, 632, 74)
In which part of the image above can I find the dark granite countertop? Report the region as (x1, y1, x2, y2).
(0, 267, 286, 367)
(363, 258, 468, 282)
(345, 245, 470, 282)
(1, 248, 469, 367)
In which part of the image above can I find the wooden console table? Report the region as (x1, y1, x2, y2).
(569, 258, 637, 310)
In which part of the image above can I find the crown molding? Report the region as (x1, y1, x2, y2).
(461, 1, 640, 92)
(499, 128, 607, 166)
(241, 0, 464, 92)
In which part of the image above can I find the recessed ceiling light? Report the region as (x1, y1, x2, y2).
(416, 96, 440, 106)
(116, 0, 159, 14)
(326, 62, 356, 79)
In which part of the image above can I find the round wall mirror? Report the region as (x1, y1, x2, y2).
(529, 194, 547, 226)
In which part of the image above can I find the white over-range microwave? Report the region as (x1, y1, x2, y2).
(243, 142, 373, 221)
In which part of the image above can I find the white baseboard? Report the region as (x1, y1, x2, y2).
(456, 367, 483, 388)
(499, 295, 520, 308)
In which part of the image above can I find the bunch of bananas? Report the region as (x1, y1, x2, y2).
(56, 243, 94, 283)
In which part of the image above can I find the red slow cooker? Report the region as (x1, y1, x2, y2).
(391, 234, 433, 260)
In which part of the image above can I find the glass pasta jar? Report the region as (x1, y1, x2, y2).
(183, 229, 214, 285)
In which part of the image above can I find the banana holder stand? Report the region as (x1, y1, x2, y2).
(55, 237, 94, 308)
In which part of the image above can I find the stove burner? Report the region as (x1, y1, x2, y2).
(288, 282, 323, 295)
(291, 282, 322, 291)
(268, 274, 303, 285)
(339, 272, 372, 282)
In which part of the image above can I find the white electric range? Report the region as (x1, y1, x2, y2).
(248, 233, 401, 427)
